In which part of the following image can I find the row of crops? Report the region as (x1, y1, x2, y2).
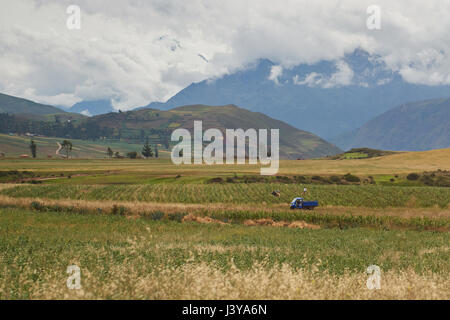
(2, 184, 449, 208)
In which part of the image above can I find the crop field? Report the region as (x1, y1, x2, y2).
(1, 208, 449, 299)
(0, 149, 449, 299)
(2, 183, 450, 208)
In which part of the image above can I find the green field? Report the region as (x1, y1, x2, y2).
(2, 184, 449, 208)
(0, 133, 167, 158)
(1, 208, 448, 299)
(0, 149, 449, 299)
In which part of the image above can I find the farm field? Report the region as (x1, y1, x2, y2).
(2, 184, 449, 209)
(0, 148, 449, 175)
(0, 208, 449, 299)
(0, 148, 449, 299)
(0, 133, 164, 159)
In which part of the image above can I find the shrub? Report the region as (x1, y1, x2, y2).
(293, 175, 307, 183)
(111, 205, 127, 216)
(420, 175, 434, 186)
(343, 173, 360, 183)
(330, 175, 341, 183)
(30, 201, 44, 211)
(434, 177, 450, 187)
(166, 212, 185, 222)
(126, 151, 138, 159)
(207, 177, 224, 184)
(407, 173, 420, 181)
(149, 211, 164, 221)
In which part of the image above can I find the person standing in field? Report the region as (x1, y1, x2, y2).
(302, 187, 308, 197)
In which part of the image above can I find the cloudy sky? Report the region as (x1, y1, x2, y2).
(1, 0, 450, 109)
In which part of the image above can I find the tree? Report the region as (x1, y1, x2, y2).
(29, 140, 37, 158)
(141, 138, 153, 158)
(127, 151, 138, 159)
(154, 144, 159, 158)
(107, 147, 113, 158)
(61, 140, 72, 159)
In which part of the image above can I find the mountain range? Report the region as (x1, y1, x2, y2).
(140, 49, 450, 140)
(69, 100, 115, 116)
(332, 98, 450, 151)
(1, 47, 450, 153)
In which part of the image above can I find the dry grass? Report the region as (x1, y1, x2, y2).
(243, 218, 320, 229)
(1, 148, 449, 175)
(3, 263, 447, 300)
(182, 213, 229, 225)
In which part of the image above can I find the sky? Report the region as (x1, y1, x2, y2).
(1, 0, 450, 109)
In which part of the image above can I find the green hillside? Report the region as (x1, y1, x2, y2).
(90, 104, 342, 159)
(0, 134, 147, 158)
(0, 93, 65, 115)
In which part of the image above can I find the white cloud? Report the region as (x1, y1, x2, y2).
(1, 0, 450, 109)
(293, 61, 354, 88)
(268, 65, 283, 84)
(80, 109, 92, 117)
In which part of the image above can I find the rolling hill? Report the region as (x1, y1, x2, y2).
(0, 92, 65, 115)
(0, 133, 145, 158)
(332, 98, 450, 151)
(90, 104, 342, 159)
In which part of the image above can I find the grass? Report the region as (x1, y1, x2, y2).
(0, 208, 448, 299)
(2, 183, 449, 209)
(0, 133, 165, 158)
(0, 149, 448, 299)
(0, 194, 447, 231)
(343, 152, 369, 159)
(0, 148, 449, 175)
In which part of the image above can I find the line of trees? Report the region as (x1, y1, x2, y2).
(0, 113, 113, 140)
(106, 138, 160, 159)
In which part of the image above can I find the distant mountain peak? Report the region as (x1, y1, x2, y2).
(140, 48, 450, 139)
(69, 99, 115, 116)
(332, 97, 450, 151)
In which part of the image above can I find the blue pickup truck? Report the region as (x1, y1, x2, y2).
(290, 197, 319, 210)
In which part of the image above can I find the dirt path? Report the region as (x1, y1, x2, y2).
(55, 142, 63, 157)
